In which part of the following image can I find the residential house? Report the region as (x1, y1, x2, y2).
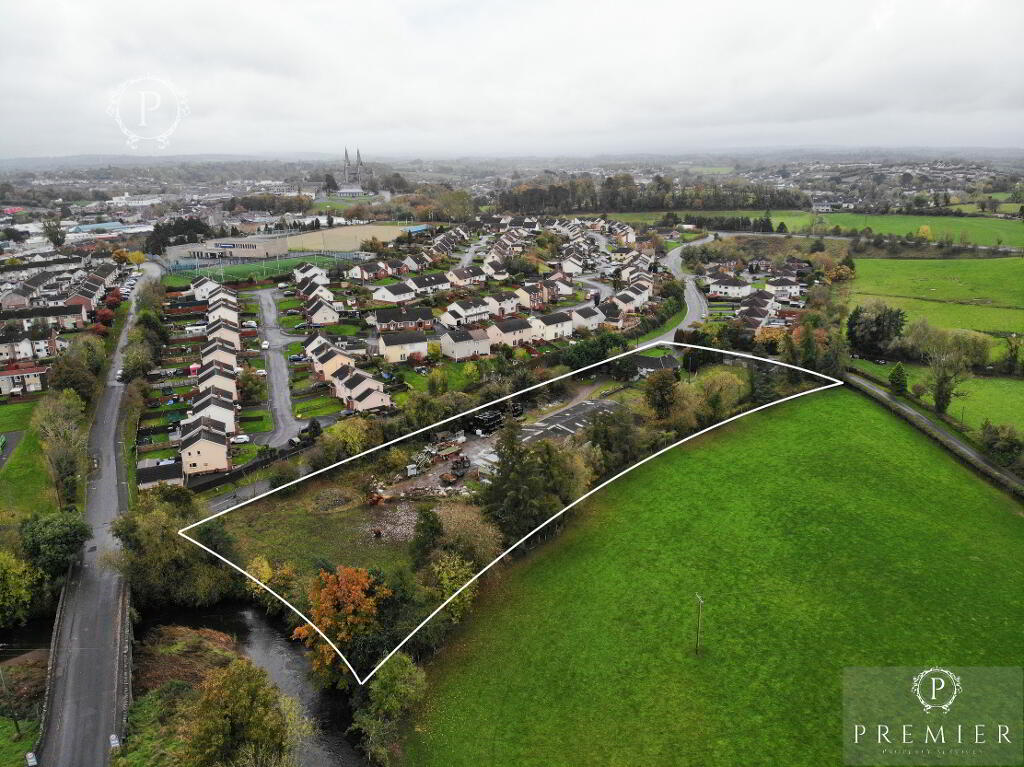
(530, 311, 573, 341)
(484, 292, 519, 317)
(514, 284, 546, 312)
(197, 364, 238, 401)
(440, 328, 491, 360)
(571, 306, 605, 332)
(180, 426, 230, 476)
(201, 340, 238, 369)
(330, 366, 392, 412)
(598, 300, 624, 330)
(710, 277, 753, 299)
(0, 304, 87, 331)
(485, 317, 536, 347)
(371, 306, 434, 332)
(312, 345, 357, 381)
(379, 330, 428, 363)
(186, 392, 236, 434)
(292, 262, 329, 285)
(440, 298, 490, 327)
(0, 364, 47, 395)
(306, 298, 340, 327)
(371, 281, 415, 304)
(405, 273, 451, 296)
(206, 319, 242, 349)
(446, 266, 486, 287)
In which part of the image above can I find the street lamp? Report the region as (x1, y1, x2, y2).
(694, 593, 704, 655)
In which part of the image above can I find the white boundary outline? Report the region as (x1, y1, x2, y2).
(179, 341, 842, 684)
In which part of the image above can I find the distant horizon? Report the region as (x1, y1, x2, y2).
(3, 143, 1024, 170)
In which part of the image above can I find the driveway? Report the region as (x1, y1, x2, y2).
(0, 429, 23, 469)
(255, 289, 306, 448)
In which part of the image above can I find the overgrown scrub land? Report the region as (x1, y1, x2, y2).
(400, 389, 1023, 767)
(851, 257, 1024, 334)
(113, 626, 308, 767)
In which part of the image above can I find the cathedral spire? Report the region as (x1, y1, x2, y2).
(356, 148, 362, 166)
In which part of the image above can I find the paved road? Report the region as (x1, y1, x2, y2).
(256, 289, 306, 449)
(847, 373, 1024, 493)
(458, 235, 490, 268)
(40, 260, 160, 767)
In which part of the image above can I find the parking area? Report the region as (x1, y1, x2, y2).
(520, 399, 620, 444)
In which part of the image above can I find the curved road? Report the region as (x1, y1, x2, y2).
(256, 289, 306, 448)
(40, 260, 161, 767)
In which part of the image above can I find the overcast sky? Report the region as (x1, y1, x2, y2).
(2, 0, 1022, 159)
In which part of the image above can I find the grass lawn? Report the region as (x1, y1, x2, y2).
(0, 719, 39, 765)
(285, 341, 304, 357)
(401, 389, 1023, 767)
(402, 361, 474, 393)
(0, 400, 36, 431)
(280, 315, 304, 329)
(239, 409, 274, 434)
(232, 442, 261, 466)
(276, 298, 302, 311)
(635, 307, 687, 343)
(0, 429, 58, 546)
(141, 447, 178, 461)
(325, 322, 362, 336)
(851, 257, 1024, 334)
(292, 395, 344, 419)
(849, 358, 1024, 431)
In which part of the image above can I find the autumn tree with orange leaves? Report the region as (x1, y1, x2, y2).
(293, 566, 391, 686)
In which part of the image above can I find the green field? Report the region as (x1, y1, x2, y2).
(849, 358, 1024, 431)
(402, 361, 475, 393)
(590, 209, 1024, 247)
(401, 389, 1023, 766)
(162, 256, 341, 288)
(0, 719, 39, 767)
(851, 257, 1024, 333)
(0, 401, 58, 545)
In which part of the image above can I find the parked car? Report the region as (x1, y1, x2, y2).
(285, 309, 301, 316)
(277, 282, 288, 289)
(260, 340, 270, 350)
(254, 369, 268, 377)
(288, 354, 305, 362)
(230, 434, 251, 444)
(287, 436, 302, 446)
(242, 320, 258, 328)
(293, 322, 310, 330)
(115, 369, 125, 382)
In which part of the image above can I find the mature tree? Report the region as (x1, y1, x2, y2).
(924, 334, 971, 415)
(700, 371, 745, 423)
(481, 420, 551, 545)
(110, 485, 240, 607)
(183, 659, 293, 767)
(643, 368, 678, 418)
(324, 173, 339, 193)
(750, 362, 778, 405)
(846, 302, 906, 356)
(410, 507, 443, 568)
(42, 217, 65, 248)
(430, 551, 476, 624)
(349, 652, 426, 766)
(426, 368, 448, 396)
(888, 362, 909, 395)
(32, 389, 87, 505)
(293, 566, 390, 687)
(121, 344, 154, 381)
(19, 513, 90, 578)
(244, 556, 298, 617)
(0, 551, 41, 628)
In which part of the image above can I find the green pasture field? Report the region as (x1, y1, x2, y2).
(849, 358, 1024, 432)
(850, 257, 1024, 334)
(401, 389, 1023, 767)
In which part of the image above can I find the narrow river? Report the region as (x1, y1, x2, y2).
(139, 603, 367, 767)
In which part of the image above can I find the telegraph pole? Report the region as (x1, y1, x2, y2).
(694, 593, 704, 656)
